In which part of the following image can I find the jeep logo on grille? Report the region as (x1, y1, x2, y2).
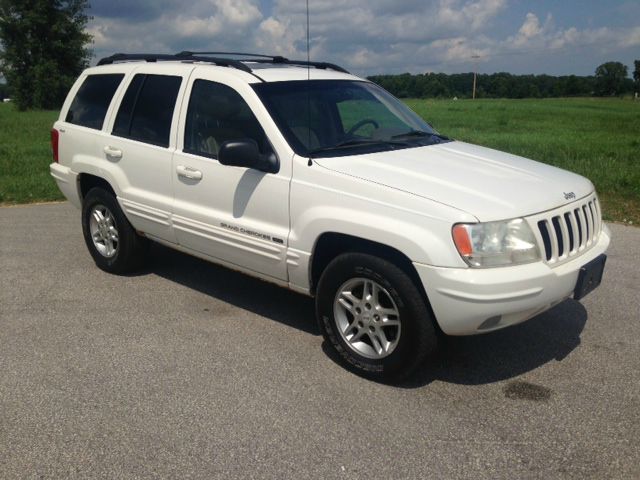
(564, 191, 576, 200)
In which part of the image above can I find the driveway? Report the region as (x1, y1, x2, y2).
(1, 202, 638, 479)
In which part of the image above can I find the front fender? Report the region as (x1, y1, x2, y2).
(286, 168, 475, 292)
(293, 205, 467, 267)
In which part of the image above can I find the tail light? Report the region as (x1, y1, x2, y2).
(51, 128, 59, 163)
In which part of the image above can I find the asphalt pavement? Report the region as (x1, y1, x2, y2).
(1, 202, 639, 479)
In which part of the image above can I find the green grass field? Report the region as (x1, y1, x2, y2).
(0, 105, 61, 204)
(1, 98, 638, 223)
(405, 97, 640, 224)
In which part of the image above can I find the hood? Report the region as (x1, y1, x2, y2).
(314, 141, 594, 222)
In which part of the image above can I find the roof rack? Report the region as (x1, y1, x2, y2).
(177, 51, 286, 61)
(97, 53, 252, 73)
(179, 51, 350, 74)
(97, 51, 350, 75)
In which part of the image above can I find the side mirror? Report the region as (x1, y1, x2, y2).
(218, 139, 279, 174)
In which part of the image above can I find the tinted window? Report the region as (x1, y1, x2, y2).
(184, 80, 272, 158)
(66, 74, 124, 129)
(253, 80, 443, 158)
(113, 74, 182, 147)
(337, 99, 406, 135)
(112, 74, 144, 137)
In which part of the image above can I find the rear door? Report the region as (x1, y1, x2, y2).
(57, 69, 127, 196)
(103, 64, 193, 242)
(171, 69, 292, 281)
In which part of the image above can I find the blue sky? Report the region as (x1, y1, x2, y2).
(87, 0, 640, 77)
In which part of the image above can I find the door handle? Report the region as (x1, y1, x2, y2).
(103, 146, 123, 159)
(176, 165, 203, 181)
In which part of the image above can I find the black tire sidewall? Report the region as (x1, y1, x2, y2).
(316, 253, 436, 380)
(81, 188, 143, 274)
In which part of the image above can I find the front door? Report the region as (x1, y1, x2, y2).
(171, 74, 291, 281)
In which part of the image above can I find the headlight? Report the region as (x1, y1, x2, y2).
(452, 218, 540, 267)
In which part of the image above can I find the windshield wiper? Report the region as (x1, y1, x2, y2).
(391, 130, 451, 141)
(310, 138, 409, 154)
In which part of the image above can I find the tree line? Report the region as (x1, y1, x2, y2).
(369, 61, 640, 99)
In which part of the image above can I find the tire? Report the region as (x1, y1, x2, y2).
(316, 253, 438, 381)
(81, 187, 148, 274)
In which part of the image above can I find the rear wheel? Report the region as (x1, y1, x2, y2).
(81, 187, 148, 274)
(316, 253, 438, 381)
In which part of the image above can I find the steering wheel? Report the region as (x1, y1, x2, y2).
(346, 118, 379, 136)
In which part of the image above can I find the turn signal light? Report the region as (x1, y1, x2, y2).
(452, 224, 473, 256)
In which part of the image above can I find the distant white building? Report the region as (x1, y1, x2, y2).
(2, 98, 10, 103)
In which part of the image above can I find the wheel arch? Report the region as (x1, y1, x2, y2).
(78, 173, 116, 201)
(309, 231, 444, 336)
(310, 232, 423, 297)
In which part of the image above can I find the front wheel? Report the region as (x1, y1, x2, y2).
(316, 253, 439, 381)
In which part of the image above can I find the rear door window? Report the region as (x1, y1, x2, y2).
(65, 74, 124, 129)
(113, 74, 182, 147)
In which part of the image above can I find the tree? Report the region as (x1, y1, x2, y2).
(594, 61, 628, 96)
(0, 79, 10, 99)
(634, 60, 640, 92)
(0, 0, 91, 110)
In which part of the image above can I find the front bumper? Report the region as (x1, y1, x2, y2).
(50, 163, 81, 208)
(414, 224, 611, 335)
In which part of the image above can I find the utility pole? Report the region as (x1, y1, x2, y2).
(471, 55, 480, 99)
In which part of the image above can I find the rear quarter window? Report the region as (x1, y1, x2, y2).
(65, 74, 124, 129)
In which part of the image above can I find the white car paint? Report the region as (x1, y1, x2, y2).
(315, 141, 595, 222)
(50, 60, 610, 336)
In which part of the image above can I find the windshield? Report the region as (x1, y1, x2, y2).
(252, 80, 450, 158)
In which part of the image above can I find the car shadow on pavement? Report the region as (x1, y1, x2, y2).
(400, 299, 588, 388)
(148, 243, 319, 335)
(147, 244, 587, 387)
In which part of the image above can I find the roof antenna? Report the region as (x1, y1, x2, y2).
(306, 0, 312, 167)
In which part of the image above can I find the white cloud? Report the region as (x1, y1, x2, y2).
(516, 13, 543, 42)
(251, 0, 509, 72)
(502, 15, 640, 58)
(217, 0, 262, 25)
(436, 0, 506, 31)
(618, 26, 640, 48)
(86, 0, 640, 76)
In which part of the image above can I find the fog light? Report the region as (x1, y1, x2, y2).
(478, 315, 502, 330)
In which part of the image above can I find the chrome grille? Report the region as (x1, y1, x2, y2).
(535, 195, 601, 265)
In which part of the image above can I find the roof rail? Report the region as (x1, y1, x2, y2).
(97, 52, 350, 75)
(178, 51, 350, 74)
(97, 53, 253, 73)
(177, 51, 285, 61)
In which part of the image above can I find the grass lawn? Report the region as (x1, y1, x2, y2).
(0, 98, 638, 223)
(0, 105, 60, 204)
(405, 97, 639, 224)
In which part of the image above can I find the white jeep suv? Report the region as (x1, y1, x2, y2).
(49, 52, 610, 380)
